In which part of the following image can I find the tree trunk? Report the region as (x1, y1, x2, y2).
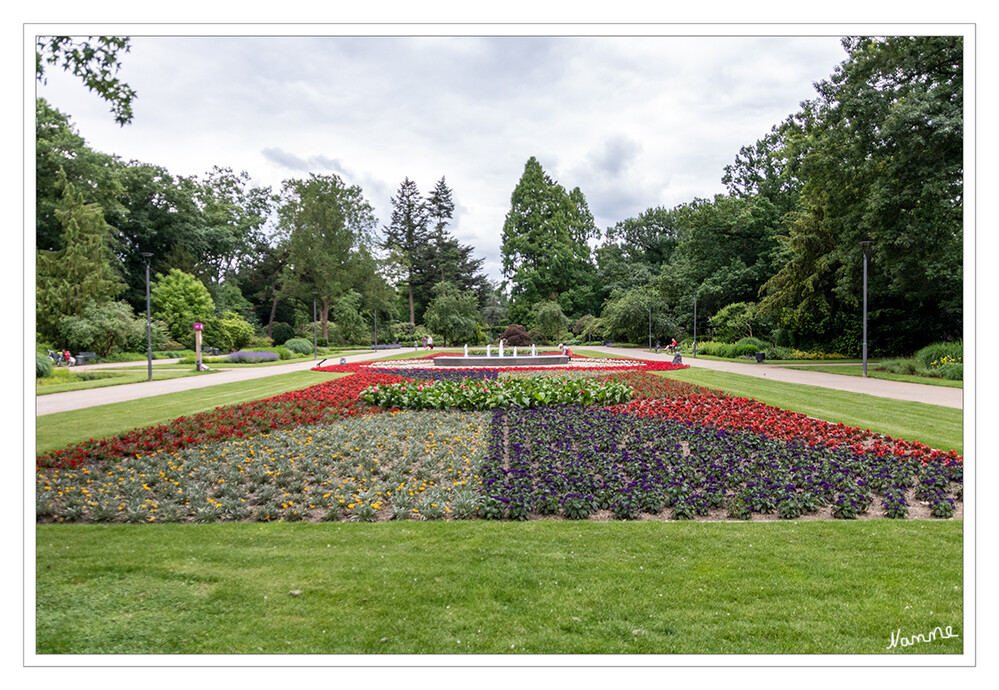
(408, 281, 415, 326)
(321, 302, 330, 341)
(266, 292, 279, 337)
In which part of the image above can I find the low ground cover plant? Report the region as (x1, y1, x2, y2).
(37, 410, 488, 524)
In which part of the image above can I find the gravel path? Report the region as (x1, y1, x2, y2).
(35, 346, 962, 416)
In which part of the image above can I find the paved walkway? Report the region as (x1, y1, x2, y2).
(585, 346, 963, 410)
(35, 350, 391, 416)
(35, 346, 962, 416)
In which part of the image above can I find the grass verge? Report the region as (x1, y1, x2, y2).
(657, 368, 962, 453)
(36, 368, 218, 395)
(780, 364, 962, 388)
(35, 370, 347, 454)
(35, 520, 963, 655)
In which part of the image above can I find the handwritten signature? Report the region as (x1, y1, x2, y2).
(887, 625, 959, 650)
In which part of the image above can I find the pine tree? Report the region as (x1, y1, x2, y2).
(381, 177, 430, 325)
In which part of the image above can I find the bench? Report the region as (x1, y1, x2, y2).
(75, 352, 97, 365)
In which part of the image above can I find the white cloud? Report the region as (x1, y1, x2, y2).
(34, 33, 850, 284)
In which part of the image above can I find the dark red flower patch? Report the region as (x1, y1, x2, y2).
(37, 372, 406, 470)
(609, 395, 962, 464)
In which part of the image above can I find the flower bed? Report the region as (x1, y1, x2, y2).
(37, 410, 489, 524)
(36, 356, 963, 523)
(360, 376, 634, 411)
(477, 405, 962, 522)
(36, 372, 405, 470)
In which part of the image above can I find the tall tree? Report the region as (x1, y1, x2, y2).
(279, 174, 377, 340)
(381, 177, 430, 326)
(37, 178, 125, 343)
(759, 36, 963, 354)
(426, 176, 455, 242)
(36, 99, 125, 252)
(501, 156, 599, 323)
(195, 166, 274, 287)
(109, 162, 209, 313)
(656, 194, 782, 339)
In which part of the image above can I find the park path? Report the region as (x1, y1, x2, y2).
(586, 346, 963, 410)
(35, 346, 962, 416)
(35, 349, 392, 416)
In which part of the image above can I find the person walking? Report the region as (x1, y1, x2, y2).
(427, 335, 434, 350)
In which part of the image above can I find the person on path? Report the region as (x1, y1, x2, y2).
(427, 335, 434, 350)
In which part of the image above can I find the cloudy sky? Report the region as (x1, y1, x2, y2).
(34, 31, 851, 284)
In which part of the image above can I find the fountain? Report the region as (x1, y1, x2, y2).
(433, 340, 570, 367)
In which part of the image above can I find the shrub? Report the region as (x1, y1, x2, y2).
(765, 345, 794, 360)
(500, 324, 532, 346)
(284, 338, 314, 355)
(880, 359, 918, 375)
(218, 312, 255, 351)
(226, 350, 280, 363)
(735, 336, 767, 351)
(915, 341, 962, 369)
(270, 322, 295, 345)
(938, 363, 963, 381)
(59, 300, 145, 357)
(37, 351, 53, 378)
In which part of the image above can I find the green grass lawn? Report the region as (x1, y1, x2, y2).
(656, 368, 962, 453)
(779, 363, 962, 388)
(36, 367, 219, 395)
(35, 520, 963, 655)
(35, 370, 347, 454)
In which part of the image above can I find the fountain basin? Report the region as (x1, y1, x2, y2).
(433, 355, 569, 367)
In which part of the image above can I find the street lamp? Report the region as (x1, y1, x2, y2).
(692, 293, 698, 358)
(860, 241, 872, 377)
(141, 252, 153, 382)
(313, 295, 318, 360)
(647, 304, 652, 350)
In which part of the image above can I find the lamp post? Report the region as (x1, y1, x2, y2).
(647, 304, 652, 350)
(141, 252, 153, 382)
(313, 295, 318, 360)
(692, 293, 698, 358)
(860, 241, 872, 377)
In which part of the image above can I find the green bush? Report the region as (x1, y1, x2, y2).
(270, 322, 295, 345)
(914, 341, 962, 369)
(273, 346, 293, 360)
(695, 340, 760, 359)
(37, 351, 53, 378)
(735, 337, 767, 351)
(283, 338, 314, 355)
(880, 359, 919, 376)
(938, 362, 963, 381)
(765, 345, 794, 360)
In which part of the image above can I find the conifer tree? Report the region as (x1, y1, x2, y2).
(36, 177, 125, 343)
(381, 177, 430, 325)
